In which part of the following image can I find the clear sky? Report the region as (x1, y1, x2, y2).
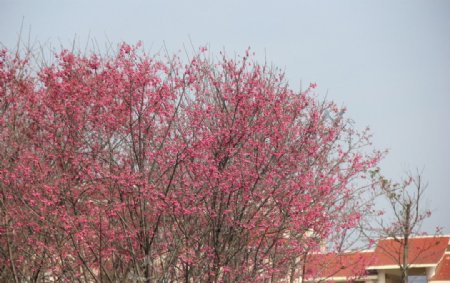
(1, 0, 449, 234)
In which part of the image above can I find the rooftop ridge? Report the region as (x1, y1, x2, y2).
(379, 234, 450, 240)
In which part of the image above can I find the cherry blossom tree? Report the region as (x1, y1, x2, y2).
(0, 44, 381, 282)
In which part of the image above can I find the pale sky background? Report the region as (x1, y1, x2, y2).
(1, 0, 449, 234)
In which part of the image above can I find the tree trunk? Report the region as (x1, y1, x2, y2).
(402, 203, 411, 283)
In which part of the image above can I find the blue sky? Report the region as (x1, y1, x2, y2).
(1, 0, 449, 233)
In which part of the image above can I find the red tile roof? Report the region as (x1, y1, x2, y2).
(305, 251, 375, 280)
(370, 236, 449, 267)
(305, 236, 450, 281)
(304, 236, 450, 281)
(432, 254, 450, 281)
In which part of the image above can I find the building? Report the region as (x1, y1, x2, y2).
(303, 236, 450, 283)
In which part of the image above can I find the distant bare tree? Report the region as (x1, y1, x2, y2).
(370, 170, 434, 283)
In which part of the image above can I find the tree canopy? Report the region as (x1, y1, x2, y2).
(0, 44, 381, 282)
